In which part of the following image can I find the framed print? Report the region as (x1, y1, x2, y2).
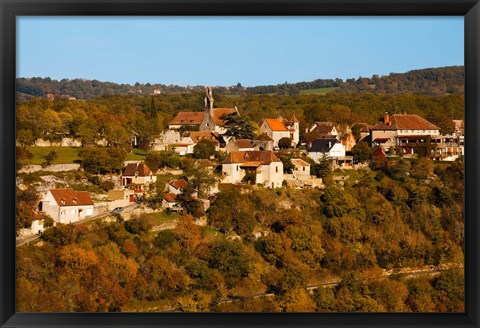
(1, 0, 479, 327)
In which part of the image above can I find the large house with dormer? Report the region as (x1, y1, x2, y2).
(371, 112, 440, 151)
(39, 188, 94, 224)
(222, 150, 284, 188)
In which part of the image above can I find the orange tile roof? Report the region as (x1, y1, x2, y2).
(123, 162, 153, 177)
(169, 112, 205, 125)
(163, 193, 177, 203)
(49, 189, 94, 206)
(240, 161, 263, 168)
(234, 139, 255, 149)
(372, 114, 439, 131)
(263, 119, 288, 131)
(212, 108, 237, 126)
(169, 179, 188, 190)
(189, 131, 219, 144)
(291, 158, 310, 167)
(223, 150, 281, 165)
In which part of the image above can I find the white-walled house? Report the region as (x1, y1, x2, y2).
(307, 138, 346, 163)
(259, 119, 291, 148)
(222, 150, 284, 188)
(39, 189, 94, 224)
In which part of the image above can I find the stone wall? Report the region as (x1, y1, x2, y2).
(18, 164, 81, 174)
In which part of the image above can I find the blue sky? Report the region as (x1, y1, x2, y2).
(17, 17, 463, 87)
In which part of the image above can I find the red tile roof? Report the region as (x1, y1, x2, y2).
(123, 162, 153, 177)
(311, 122, 336, 136)
(262, 119, 288, 131)
(163, 193, 177, 203)
(169, 112, 205, 125)
(257, 133, 274, 141)
(223, 150, 281, 165)
(240, 161, 264, 168)
(212, 108, 237, 126)
(49, 189, 94, 206)
(169, 179, 188, 190)
(234, 139, 255, 149)
(189, 131, 219, 144)
(372, 114, 439, 131)
(291, 158, 310, 167)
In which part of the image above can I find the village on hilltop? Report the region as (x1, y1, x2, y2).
(17, 87, 464, 240)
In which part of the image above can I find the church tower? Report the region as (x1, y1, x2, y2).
(200, 86, 215, 131)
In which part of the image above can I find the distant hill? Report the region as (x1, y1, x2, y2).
(337, 66, 464, 95)
(16, 66, 463, 101)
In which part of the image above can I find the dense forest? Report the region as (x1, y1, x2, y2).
(16, 66, 463, 101)
(16, 157, 464, 312)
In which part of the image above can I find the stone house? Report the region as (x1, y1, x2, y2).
(290, 158, 311, 179)
(39, 189, 94, 224)
(370, 112, 440, 151)
(107, 189, 136, 210)
(225, 138, 256, 153)
(222, 150, 284, 188)
(168, 112, 205, 130)
(341, 131, 357, 151)
(122, 162, 157, 194)
(258, 119, 291, 148)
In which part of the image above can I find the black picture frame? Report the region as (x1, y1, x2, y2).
(1, 1, 478, 327)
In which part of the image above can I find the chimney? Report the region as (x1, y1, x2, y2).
(384, 112, 390, 125)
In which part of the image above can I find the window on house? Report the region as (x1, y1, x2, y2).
(303, 167, 305, 171)
(181, 120, 185, 123)
(72, 209, 78, 215)
(276, 166, 278, 173)
(237, 165, 239, 171)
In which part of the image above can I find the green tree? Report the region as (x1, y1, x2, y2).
(351, 141, 373, 164)
(208, 239, 252, 280)
(43, 150, 58, 166)
(193, 139, 216, 159)
(278, 137, 292, 150)
(221, 113, 256, 140)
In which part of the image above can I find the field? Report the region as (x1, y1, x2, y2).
(25, 146, 147, 165)
(126, 148, 148, 161)
(299, 87, 339, 95)
(26, 146, 81, 165)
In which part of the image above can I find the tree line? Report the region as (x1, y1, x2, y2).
(16, 66, 463, 101)
(16, 91, 464, 153)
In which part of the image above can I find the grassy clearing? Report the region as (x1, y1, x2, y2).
(299, 87, 339, 95)
(204, 227, 221, 235)
(126, 148, 148, 161)
(26, 147, 81, 165)
(144, 211, 180, 226)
